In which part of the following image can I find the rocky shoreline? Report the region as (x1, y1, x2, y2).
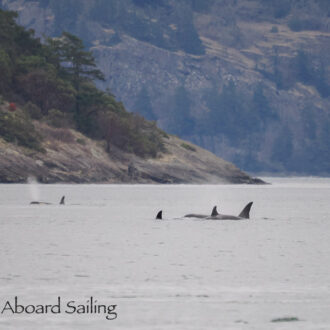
(0, 122, 264, 185)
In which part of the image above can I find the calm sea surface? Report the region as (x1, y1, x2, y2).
(0, 177, 330, 329)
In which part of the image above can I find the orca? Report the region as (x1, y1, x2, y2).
(30, 201, 51, 205)
(156, 203, 253, 221)
(211, 206, 218, 216)
(30, 196, 65, 205)
(207, 202, 253, 220)
(184, 205, 219, 219)
(156, 210, 209, 220)
(184, 213, 208, 219)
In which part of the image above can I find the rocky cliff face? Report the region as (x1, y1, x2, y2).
(2, 0, 330, 174)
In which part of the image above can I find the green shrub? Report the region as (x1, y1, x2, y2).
(46, 109, 71, 128)
(98, 111, 165, 158)
(23, 101, 42, 119)
(181, 143, 196, 152)
(0, 109, 43, 151)
(159, 130, 169, 139)
(76, 138, 86, 145)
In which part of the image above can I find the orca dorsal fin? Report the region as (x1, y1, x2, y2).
(156, 210, 162, 220)
(211, 206, 218, 216)
(60, 196, 65, 205)
(238, 202, 253, 219)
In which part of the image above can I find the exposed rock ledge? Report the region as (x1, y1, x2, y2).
(0, 124, 264, 184)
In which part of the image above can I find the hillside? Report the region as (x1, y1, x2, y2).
(0, 8, 261, 184)
(0, 101, 261, 184)
(3, 0, 329, 174)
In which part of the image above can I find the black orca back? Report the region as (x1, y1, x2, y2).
(156, 210, 162, 220)
(211, 206, 218, 216)
(238, 202, 253, 219)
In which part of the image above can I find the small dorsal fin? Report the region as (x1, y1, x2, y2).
(238, 202, 253, 219)
(156, 210, 162, 220)
(60, 196, 65, 205)
(211, 206, 218, 216)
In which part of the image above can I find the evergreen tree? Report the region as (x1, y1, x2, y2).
(47, 32, 104, 90)
(46, 32, 104, 128)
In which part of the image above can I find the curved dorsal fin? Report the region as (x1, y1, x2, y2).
(238, 202, 253, 219)
(60, 196, 65, 205)
(211, 206, 218, 216)
(156, 210, 162, 220)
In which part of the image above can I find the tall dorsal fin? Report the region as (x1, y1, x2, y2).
(211, 206, 218, 216)
(60, 196, 65, 205)
(238, 202, 253, 219)
(156, 210, 162, 220)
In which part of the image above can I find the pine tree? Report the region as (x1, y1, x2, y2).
(46, 32, 105, 128)
(47, 32, 104, 90)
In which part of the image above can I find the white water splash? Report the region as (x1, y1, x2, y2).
(27, 176, 40, 201)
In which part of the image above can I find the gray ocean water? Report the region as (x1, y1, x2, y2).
(0, 177, 330, 329)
